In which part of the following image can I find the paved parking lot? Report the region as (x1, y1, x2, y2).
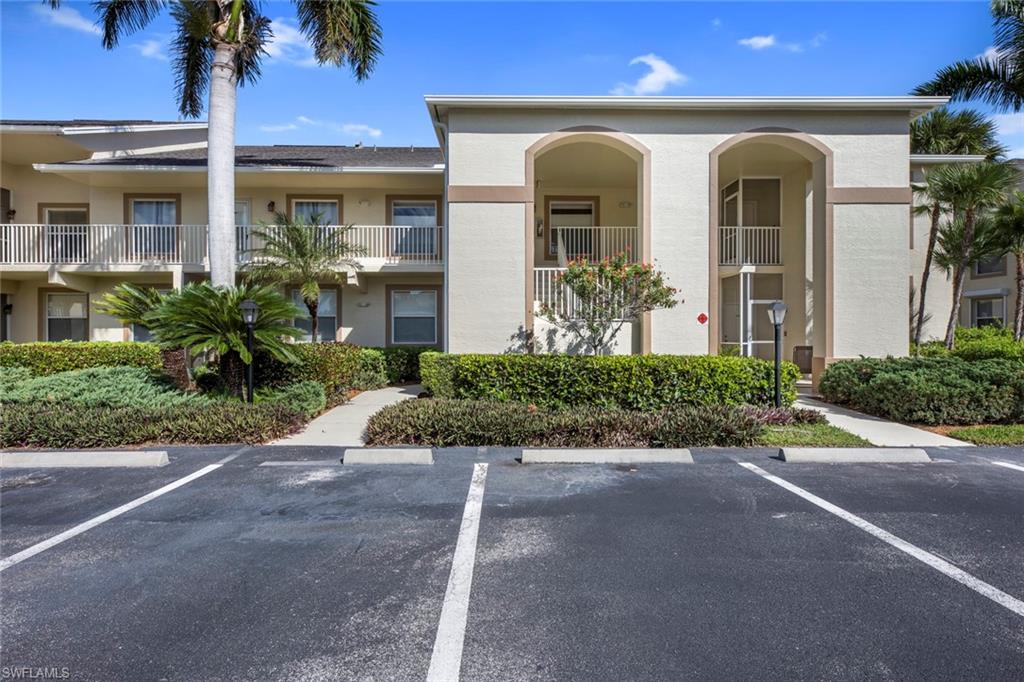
(2, 446, 1024, 681)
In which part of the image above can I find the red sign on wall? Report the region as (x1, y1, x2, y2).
(697, 313, 709, 325)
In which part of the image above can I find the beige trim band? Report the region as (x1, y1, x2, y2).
(448, 185, 531, 203)
(827, 187, 912, 204)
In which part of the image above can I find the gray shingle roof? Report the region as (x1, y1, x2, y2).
(1, 119, 193, 127)
(59, 145, 444, 169)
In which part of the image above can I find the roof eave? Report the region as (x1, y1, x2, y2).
(33, 162, 445, 174)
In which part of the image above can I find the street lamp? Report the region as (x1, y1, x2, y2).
(239, 299, 260, 404)
(766, 301, 788, 408)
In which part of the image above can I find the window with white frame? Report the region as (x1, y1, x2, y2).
(390, 199, 438, 255)
(43, 206, 89, 263)
(291, 289, 337, 342)
(548, 200, 595, 259)
(971, 297, 1005, 328)
(292, 199, 339, 225)
(46, 292, 88, 341)
(974, 255, 1006, 277)
(129, 198, 177, 258)
(390, 289, 437, 345)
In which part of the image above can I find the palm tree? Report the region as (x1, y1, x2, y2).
(913, 0, 1023, 112)
(909, 109, 1005, 345)
(151, 282, 304, 398)
(933, 215, 1003, 344)
(241, 212, 363, 342)
(928, 161, 1021, 347)
(993, 190, 1024, 338)
(49, 0, 383, 286)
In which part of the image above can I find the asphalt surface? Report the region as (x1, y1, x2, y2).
(2, 445, 1024, 681)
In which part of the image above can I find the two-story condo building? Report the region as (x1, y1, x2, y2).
(3, 95, 1012, 383)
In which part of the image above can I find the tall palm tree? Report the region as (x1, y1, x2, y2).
(910, 108, 1005, 345)
(241, 212, 363, 342)
(913, 0, 1023, 112)
(933, 215, 1003, 343)
(993, 190, 1024, 338)
(928, 161, 1021, 347)
(49, 0, 382, 287)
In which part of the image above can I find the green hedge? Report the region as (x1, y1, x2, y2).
(419, 353, 800, 410)
(1, 366, 211, 409)
(354, 349, 388, 390)
(369, 346, 433, 383)
(819, 357, 1024, 425)
(255, 342, 362, 401)
(256, 380, 326, 419)
(0, 402, 305, 448)
(914, 327, 1024, 361)
(365, 398, 766, 448)
(0, 341, 162, 375)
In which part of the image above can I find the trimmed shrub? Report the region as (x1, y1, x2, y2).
(819, 357, 1024, 425)
(2, 366, 211, 409)
(419, 353, 800, 411)
(354, 348, 388, 390)
(256, 380, 326, 419)
(255, 342, 362, 401)
(364, 398, 767, 448)
(0, 341, 162, 375)
(371, 346, 433, 383)
(0, 402, 305, 448)
(952, 326, 1024, 361)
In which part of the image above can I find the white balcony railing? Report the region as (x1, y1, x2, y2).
(718, 226, 782, 266)
(534, 267, 630, 320)
(546, 226, 639, 263)
(1, 224, 444, 267)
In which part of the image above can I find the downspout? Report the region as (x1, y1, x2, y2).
(433, 118, 450, 352)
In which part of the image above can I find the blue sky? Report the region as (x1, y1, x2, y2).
(1, 1, 1021, 155)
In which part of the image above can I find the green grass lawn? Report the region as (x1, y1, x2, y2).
(946, 424, 1024, 446)
(758, 423, 872, 447)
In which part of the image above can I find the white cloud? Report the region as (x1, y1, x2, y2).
(739, 35, 776, 50)
(809, 33, 827, 49)
(611, 54, 687, 96)
(296, 115, 319, 126)
(32, 4, 100, 35)
(265, 18, 317, 68)
(978, 46, 1002, 63)
(133, 39, 168, 62)
(992, 113, 1024, 137)
(340, 123, 382, 139)
(258, 116, 383, 139)
(259, 123, 299, 133)
(711, 18, 722, 29)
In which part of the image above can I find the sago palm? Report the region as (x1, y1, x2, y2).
(241, 212, 364, 342)
(47, 0, 383, 287)
(993, 191, 1024, 338)
(909, 108, 1005, 345)
(94, 282, 167, 328)
(151, 282, 304, 397)
(914, 0, 1023, 112)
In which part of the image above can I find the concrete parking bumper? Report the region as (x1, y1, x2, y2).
(342, 448, 434, 465)
(521, 448, 694, 464)
(780, 447, 932, 464)
(0, 451, 170, 468)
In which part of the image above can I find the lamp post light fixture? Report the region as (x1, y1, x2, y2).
(766, 301, 788, 408)
(239, 299, 260, 404)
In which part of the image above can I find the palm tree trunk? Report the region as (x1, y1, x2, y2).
(306, 299, 319, 343)
(945, 265, 967, 349)
(914, 203, 941, 345)
(207, 41, 239, 287)
(220, 349, 245, 398)
(1015, 251, 1024, 341)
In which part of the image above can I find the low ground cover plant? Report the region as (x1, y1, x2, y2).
(947, 424, 1024, 445)
(1, 366, 212, 409)
(819, 356, 1024, 425)
(365, 398, 823, 448)
(255, 380, 327, 419)
(0, 341, 161, 375)
(420, 353, 800, 410)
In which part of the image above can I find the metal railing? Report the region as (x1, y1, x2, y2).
(1, 224, 445, 266)
(547, 226, 639, 263)
(718, 226, 782, 266)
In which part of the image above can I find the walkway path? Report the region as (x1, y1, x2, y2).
(796, 397, 972, 448)
(274, 384, 423, 447)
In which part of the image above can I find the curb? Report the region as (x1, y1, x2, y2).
(0, 451, 170, 468)
(343, 448, 434, 465)
(522, 448, 694, 464)
(780, 447, 931, 464)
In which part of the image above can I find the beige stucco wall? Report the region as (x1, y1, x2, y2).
(1, 161, 91, 222)
(341, 273, 443, 347)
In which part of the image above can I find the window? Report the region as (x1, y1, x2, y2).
(390, 199, 438, 256)
(390, 289, 437, 345)
(292, 199, 340, 225)
(974, 255, 1006, 278)
(42, 206, 89, 263)
(46, 293, 88, 341)
(291, 289, 337, 342)
(128, 197, 178, 259)
(548, 199, 597, 259)
(972, 297, 1005, 328)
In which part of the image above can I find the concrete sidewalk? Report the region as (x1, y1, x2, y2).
(274, 384, 422, 446)
(796, 397, 972, 448)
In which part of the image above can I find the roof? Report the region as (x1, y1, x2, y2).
(426, 95, 950, 120)
(1, 119, 191, 127)
(34, 144, 446, 173)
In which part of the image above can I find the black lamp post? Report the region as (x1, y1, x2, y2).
(239, 299, 260, 404)
(767, 301, 788, 408)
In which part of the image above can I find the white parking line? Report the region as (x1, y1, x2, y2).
(0, 452, 242, 573)
(427, 463, 488, 682)
(993, 461, 1024, 474)
(739, 462, 1024, 619)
